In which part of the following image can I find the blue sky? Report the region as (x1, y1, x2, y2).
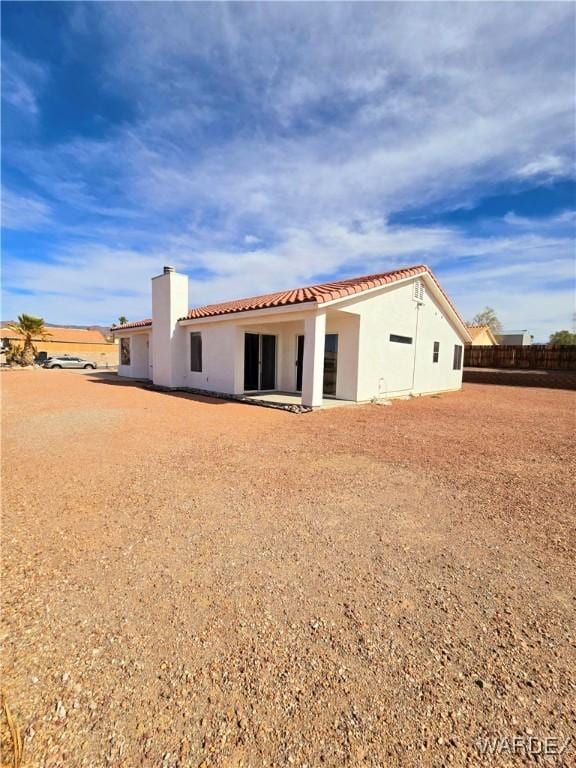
(2, 1, 575, 340)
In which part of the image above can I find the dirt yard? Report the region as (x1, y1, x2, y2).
(1, 370, 575, 767)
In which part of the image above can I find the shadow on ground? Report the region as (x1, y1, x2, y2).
(85, 371, 310, 411)
(85, 371, 229, 406)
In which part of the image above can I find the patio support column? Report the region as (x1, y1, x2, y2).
(302, 312, 326, 408)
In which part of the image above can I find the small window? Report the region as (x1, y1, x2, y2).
(390, 334, 413, 344)
(190, 332, 202, 372)
(453, 344, 463, 370)
(433, 341, 440, 363)
(120, 338, 130, 365)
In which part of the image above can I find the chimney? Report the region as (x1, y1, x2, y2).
(151, 266, 188, 387)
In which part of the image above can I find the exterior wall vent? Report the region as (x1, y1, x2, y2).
(413, 279, 425, 302)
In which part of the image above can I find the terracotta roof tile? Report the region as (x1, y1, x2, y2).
(185, 265, 433, 320)
(111, 319, 152, 331)
(112, 265, 468, 333)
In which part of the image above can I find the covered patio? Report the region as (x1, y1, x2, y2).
(234, 307, 360, 407)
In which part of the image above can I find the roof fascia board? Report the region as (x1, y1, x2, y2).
(421, 276, 471, 342)
(110, 327, 151, 335)
(178, 301, 319, 326)
(485, 327, 498, 345)
(318, 273, 420, 309)
(321, 272, 471, 342)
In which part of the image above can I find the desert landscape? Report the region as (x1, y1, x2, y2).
(1, 370, 575, 767)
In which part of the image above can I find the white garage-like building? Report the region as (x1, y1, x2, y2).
(113, 265, 471, 408)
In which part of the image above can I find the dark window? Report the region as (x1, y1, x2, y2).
(120, 338, 130, 365)
(433, 341, 440, 363)
(190, 332, 202, 372)
(244, 333, 259, 390)
(296, 335, 304, 392)
(453, 344, 463, 370)
(323, 334, 338, 396)
(260, 335, 276, 390)
(390, 334, 413, 344)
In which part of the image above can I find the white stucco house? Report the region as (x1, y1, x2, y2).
(112, 265, 471, 408)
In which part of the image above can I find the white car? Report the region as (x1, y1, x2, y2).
(43, 355, 96, 369)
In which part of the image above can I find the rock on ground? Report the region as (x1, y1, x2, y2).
(1, 370, 575, 767)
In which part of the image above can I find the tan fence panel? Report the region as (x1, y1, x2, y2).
(464, 345, 576, 370)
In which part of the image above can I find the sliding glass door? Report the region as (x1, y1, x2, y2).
(244, 333, 276, 391)
(323, 334, 338, 396)
(295, 333, 338, 396)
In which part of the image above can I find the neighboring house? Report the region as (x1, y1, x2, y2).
(495, 330, 534, 346)
(0, 326, 118, 366)
(466, 325, 499, 346)
(112, 265, 471, 408)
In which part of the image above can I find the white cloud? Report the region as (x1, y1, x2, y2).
(503, 210, 576, 228)
(1, 188, 52, 230)
(2, 245, 158, 326)
(2, 45, 48, 115)
(3, 215, 573, 343)
(517, 155, 572, 179)
(8, 2, 574, 234)
(2, 2, 574, 341)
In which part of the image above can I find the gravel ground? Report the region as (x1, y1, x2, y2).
(2, 370, 575, 767)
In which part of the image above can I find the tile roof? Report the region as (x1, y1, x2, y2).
(0, 325, 111, 344)
(186, 265, 438, 319)
(112, 265, 468, 333)
(112, 318, 152, 331)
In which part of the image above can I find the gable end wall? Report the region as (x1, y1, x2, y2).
(342, 278, 465, 400)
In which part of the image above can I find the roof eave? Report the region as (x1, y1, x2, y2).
(178, 300, 319, 325)
(318, 270, 472, 342)
(110, 324, 152, 333)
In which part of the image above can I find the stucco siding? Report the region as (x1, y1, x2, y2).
(324, 312, 359, 400)
(131, 334, 150, 378)
(180, 323, 238, 393)
(151, 270, 189, 388)
(116, 271, 467, 403)
(118, 331, 151, 378)
(341, 279, 465, 400)
(411, 292, 465, 395)
(174, 314, 358, 398)
(277, 322, 300, 392)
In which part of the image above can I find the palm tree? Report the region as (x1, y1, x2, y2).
(7, 314, 51, 366)
(117, 316, 128, 326)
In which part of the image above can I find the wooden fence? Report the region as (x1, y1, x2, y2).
(464, 345, 576, 371)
